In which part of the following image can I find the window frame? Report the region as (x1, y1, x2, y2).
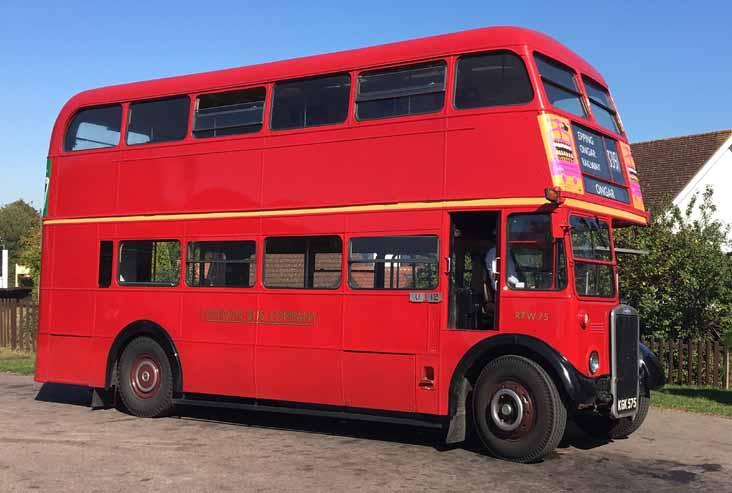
(533, 52, 588, 118)
(269, 73, 352, 131)
(582, 76, 623, 135)
(185, 240, 257, 289)
(568, 214, 617, 299)
(192, 87, 267, 139)
(117, 239, 181, 287)
(355, 60, 447, 122)
(63, 104, 123, 153)
(347, 234, 440, 291)
(125, 95, 191, 147)
(452, 50, 535, 111)
(262, 235, 343, 290)
(505, 213, 568, 292)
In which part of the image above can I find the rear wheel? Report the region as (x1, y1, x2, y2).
(117, 337, 174, 418)
(472, 355, 566, 463)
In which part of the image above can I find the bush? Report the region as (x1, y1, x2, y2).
(615, 187, 732, 341)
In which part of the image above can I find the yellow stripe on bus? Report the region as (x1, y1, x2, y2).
(42, 197, 647, 226)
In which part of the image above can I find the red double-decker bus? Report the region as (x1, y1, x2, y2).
(36, 26, 663, 462)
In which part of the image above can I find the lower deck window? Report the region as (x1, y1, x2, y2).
(118, 240, 180, 286)
(264, 236, 342, 289)
(186, 241, 256, 288)
(348, 236, 438, 290)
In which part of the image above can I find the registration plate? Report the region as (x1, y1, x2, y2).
(616, 397, 638, 412)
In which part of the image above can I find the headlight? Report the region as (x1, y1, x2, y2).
(589, 351, 600, 374)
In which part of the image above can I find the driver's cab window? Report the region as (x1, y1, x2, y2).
(506, 214, 567, 291)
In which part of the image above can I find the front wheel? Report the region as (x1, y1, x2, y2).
(117, 337, 174, 418)
(472, 355, 567, 463)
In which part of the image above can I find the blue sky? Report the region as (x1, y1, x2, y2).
(1, 1, 730, 208)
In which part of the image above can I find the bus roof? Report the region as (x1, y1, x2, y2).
(61, 26, 605, 110)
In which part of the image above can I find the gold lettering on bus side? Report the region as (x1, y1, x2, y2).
(201, 307, 317, 327)
(514, 311, 550, 321)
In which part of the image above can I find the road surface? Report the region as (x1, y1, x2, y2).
(0, 373, 730, 491)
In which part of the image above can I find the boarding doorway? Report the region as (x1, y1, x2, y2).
(448, 211, 500, 330)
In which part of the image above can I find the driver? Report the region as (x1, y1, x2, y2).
(485, 246, 521, 291)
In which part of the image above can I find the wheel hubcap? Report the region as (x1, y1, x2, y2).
(488, 380, 535, 438)
(129, 355, 161, 399)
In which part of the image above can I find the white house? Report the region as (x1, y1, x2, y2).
(632, 130, 732, 227)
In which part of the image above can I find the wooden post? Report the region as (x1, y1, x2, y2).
(725, 347, 730, 391)
(32, 303, 38, 352)
(658, 339, 665, 379)
(0, 300, 4, 347)
(704, 341, 717, 385)
(10, 300, 17, 350)
(696, 342, 703, 386)
(677, 340, 683, 386)
(667, 339, 673, 383)
(687, 340, 693, 385)
(1, 299, 7, 347)
(713, 341, 720, 389)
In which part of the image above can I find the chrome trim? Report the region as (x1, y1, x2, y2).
(610, 304, 640, 419)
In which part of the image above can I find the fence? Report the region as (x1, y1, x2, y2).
(1, 298, 730, 390)
(643, 338, 731, 390)
(0, 298, 38, 352)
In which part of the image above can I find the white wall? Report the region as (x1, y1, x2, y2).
(0, 250, 7, 289)
(673, 138, 732, 236)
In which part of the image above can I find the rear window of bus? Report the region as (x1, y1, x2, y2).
(64, 105, 122, 152)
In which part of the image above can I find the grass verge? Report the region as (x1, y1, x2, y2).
(653, 384, 732, 418)
(0, 348, 35, 375)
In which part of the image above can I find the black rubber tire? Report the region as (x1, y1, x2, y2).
(574, 391, 650, 439)
(472, 355, 567, 463)
(609, 392, 650, 439)
(117, 337, 174, 418)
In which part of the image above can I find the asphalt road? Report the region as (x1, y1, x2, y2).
(0, 373, 730, 492)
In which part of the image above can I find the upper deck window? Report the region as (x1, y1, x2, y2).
(583, 77, 622, 134)
(534, 54, 587, 118)
(356, 61, 446, 120)
(454, 51, 533, 109)
(271, 74, 351, 130)
(194, 88, 265, 138)
(127, 96, 190, 145)
(64, 105, 122, 151)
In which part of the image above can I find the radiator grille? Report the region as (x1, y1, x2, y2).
(611, 307, 639, 418)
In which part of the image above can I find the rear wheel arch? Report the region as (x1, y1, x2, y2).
(105, 320, 183, 394)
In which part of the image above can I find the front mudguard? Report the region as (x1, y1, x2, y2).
(639, 343, 665, 390)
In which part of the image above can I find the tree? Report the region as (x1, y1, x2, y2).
(615, 187, 732, 341)
(17, 224, 42, 284)
(0, 200, 40, 284)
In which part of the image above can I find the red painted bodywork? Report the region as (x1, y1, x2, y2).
(36, 26, 647, 418)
